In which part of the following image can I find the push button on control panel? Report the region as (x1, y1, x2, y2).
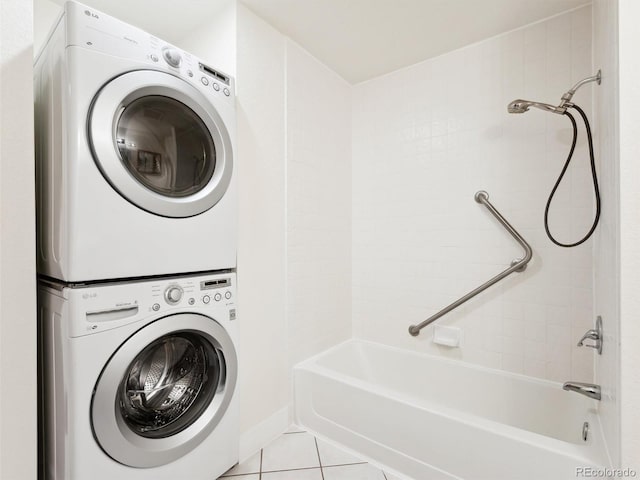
(203, 295, 210, 304)
(152, 303, 160, 311)
(225, 291, 232, 300)
(214, 293, 222, 302)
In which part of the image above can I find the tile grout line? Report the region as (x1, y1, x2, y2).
(314, 437, 325, 480)
(261, 466, 325, 474)
(319, 461, 368, 469)
(259, 464, 367, 475)
(259, 448, 263, 480)
(383, 471, 389, 480)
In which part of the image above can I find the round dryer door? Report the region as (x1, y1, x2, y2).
(88, 70, 233, 218)
(91, 313, 237, 468)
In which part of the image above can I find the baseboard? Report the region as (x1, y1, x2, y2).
(239, 405, 291, 462)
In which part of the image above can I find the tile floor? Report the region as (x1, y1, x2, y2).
(220, 426, 403, 480)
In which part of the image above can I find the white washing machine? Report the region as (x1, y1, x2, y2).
(34, 1, 237, 282)
(39, 271, 239, 480)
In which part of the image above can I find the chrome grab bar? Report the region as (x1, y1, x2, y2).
(408, 191, 533, 336)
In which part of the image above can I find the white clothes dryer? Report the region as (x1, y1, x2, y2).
(39, 271, 239, 480)
(35, 1, 237, 282)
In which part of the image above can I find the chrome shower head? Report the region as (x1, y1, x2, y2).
(507, 99, 566, 115)
(507, 71, 602, 116)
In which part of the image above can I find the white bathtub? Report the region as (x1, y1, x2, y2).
(294, 340, 608, 480)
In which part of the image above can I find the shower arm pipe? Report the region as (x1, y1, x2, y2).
(559, 70, 602, 108)
(408, 191, 533, 337)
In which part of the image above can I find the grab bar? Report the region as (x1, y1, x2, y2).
(408, 191, 533, 336)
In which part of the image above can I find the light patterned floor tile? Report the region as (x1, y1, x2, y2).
(220, 451, 261, 477)
(316, 438, 366, 466)
(323, 463, 387, 480)
(383, 472, 406, 480)
(262, 467, 323, 479)
(219, 475, 259, 479)
(261, 431, 320, 472)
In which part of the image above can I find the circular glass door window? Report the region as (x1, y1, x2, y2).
(119, 332, 221, 438)
(89, 70, 233, 218)
(91, 313, 237, 468)
(116, 96, 216, 198)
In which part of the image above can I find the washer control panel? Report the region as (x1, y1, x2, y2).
(62, 272, 236, 338)
(150, 275, 235, 311)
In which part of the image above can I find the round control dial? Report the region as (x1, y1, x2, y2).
(164, 285, 183, 305)
(162, 47, 182, 68)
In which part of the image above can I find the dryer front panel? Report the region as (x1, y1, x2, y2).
(91, 313, 238, 467)
(89, 70, 233, 218)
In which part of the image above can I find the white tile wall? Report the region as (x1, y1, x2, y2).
(352, 6, 595, 382)
(175, 1, 236, 77)
(236, 5, 289, 433)
(593, 0, 620, 467)
(237, 6, 353, 436)
(286, 39, 352, 368)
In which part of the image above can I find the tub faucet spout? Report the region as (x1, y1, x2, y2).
(562, 381, 601, 400)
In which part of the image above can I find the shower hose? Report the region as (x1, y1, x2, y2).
(544, 103, 601, 247)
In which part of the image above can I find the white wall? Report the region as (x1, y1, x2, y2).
(235, 5, 353, 451)
(285, 39, 352, 373)
(0, 0, 37, 479)
(176, 1, 236, 77)
(593, 0, 621, 468)
(236, 3, 289, 441)
(33, 0, 61, 57)
(618, 0, 640, 471)
(352, 6, 595, 383)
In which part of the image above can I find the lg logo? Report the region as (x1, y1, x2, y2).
(84, 10, 99, 19)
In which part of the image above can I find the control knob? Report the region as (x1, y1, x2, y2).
(164, 285, 183, 305)
(162, 47, 182, 68)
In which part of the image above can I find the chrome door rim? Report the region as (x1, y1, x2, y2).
(88, 70, 233, 218)
(91, 313, 237, 468)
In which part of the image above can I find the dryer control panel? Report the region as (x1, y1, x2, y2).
(63, 1, 235, 100)
(60, 272, 236, 338)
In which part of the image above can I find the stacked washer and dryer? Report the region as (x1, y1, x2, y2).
(35, 2, 239, 479)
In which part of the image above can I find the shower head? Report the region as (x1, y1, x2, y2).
(507, 70, 602, 116)
(507, 99, 566, 115)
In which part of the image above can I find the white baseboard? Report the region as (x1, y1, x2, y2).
(239, 405, 291, 462)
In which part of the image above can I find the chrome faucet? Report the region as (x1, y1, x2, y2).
(562, 382, 601, 400)
(576, 316, 603, 354)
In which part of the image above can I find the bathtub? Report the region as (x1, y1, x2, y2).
(294, 340, 608, 480)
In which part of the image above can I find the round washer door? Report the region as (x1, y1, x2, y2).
(89, 70, 233, 218)
(91, 313, 237, 468)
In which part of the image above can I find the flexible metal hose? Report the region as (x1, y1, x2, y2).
(544, 103, 601, 247)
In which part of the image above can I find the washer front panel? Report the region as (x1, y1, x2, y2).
(89, 70, 233, 218)
(91, 313, 238, 468)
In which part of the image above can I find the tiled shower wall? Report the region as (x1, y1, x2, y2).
(352, 6, 595, 382)
(286, 39, 352, 369)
